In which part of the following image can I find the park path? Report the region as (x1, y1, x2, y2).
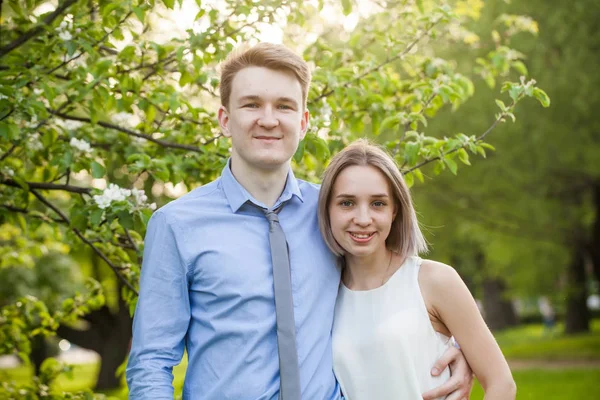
(509, 359, 600, 370)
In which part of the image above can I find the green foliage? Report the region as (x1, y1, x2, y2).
(0, 0, 548, 395)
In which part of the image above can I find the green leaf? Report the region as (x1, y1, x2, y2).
(413, 168, 424, 183)
(378, 115, 400, 135)
(133, 6, 146, 23)
(90, 161, 106, 178)
(404, 171, 414, 188)
(341, 0, 352, 16)
(532, 88, 551, 108)
(443, 157, 458, 175)
(404, 142, 420, 166)
(90, 208, 104, 226)
(433, 160, 445, 175)
(179, 70, 193, 87)
(480, 142, 496, 151)
(475, 146, 487, 158)
(162, 0, 175, 8)
(117, 210, 134, 230)
(512, 61, 528, 76)
(495, 99, 507, 112)
(457, 148, 471, 165)
(294, 138, 305, 163)
(65, 41, 77, 57)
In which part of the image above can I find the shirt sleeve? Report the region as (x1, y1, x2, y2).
(126, 210, 190, 399)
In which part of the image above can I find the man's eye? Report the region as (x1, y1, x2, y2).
(278, 104, 293, 110)
(243, 103, 258, 108)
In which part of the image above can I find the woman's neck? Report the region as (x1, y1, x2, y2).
(344, 249, 404, 291)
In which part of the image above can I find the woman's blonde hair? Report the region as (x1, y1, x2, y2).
(318, 139, 428, 257)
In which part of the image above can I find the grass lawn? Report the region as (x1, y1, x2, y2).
(493, 319, 600, 360)
(2, 320, 599, 398)
(469, 368, 600, 399)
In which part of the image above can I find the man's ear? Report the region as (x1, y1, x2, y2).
(218, 106, 231, 137)
(299, 109, 310, 140)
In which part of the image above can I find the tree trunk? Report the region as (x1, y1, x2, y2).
(482, 278, 519, 331)
(589, 181, 600, 284)
(564, 244, 590, 334)
(57, 289, 132, 390)
(95, 295, 132, 390)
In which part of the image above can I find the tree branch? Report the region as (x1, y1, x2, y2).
(29, 189, 138, 295)
(1, 178, 91, 194)
(0, 144, 17, 162)
(403, 97, 519, 174)
(0, 0, 80, 58)
(0, 204, 63, 223)
(49, 109, 205, 152)
(45, 10, 133, 76)
(309, 18, 443, 104)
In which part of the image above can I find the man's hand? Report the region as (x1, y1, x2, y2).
(422, 346, 474, 400)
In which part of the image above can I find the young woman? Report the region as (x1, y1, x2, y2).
(318, 140, 516, 400)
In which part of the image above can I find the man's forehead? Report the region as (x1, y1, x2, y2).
(230, 67, 302, 101)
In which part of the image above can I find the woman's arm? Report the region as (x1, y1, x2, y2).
(419, 260, 516, 400)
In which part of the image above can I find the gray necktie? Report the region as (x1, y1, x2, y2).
(264, 208, 301, 400)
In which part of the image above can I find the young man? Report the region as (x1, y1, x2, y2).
(126, 43, 473, 400)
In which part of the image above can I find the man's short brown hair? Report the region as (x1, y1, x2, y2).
(219, 43, 312, 109)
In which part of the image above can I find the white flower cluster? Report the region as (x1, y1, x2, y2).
(56, 119, 83, 131)
(25, 115, 38, 129)
(2, 167, 15, 177)
(56, 14, 74, 41)
(111, 112, 142, 129)
(94, 184, 131, 209)
(70, 137, 92, 153)
(27, 134, 44, 151)
(93, 184, 157, 211)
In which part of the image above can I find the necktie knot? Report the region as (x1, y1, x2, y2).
(264, 209, 280, 225)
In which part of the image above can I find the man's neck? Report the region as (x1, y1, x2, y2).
(230, 158, 290, 209)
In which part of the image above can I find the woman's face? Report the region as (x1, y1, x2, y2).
(328, 164, 396, 259)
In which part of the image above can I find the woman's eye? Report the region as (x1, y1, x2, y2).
(372, 201, 386, 207)
(340, 200, 353, 207)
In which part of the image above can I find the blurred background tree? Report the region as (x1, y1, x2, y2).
(1, 0, 552, 397)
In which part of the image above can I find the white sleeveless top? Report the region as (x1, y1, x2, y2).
(332, 256, 452, 400)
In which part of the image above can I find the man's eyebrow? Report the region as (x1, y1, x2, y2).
(237, 95, 299, 105)
(334, 193, 389, 198)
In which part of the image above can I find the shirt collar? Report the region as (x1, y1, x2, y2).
(221, 158, 304, 213)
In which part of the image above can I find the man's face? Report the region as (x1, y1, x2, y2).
(218, 66, 309, 171)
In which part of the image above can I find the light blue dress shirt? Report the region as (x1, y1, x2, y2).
(126, 161, 342, 400)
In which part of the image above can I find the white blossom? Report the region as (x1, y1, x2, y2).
(3, 167, 15, 177)
(56, 14, 74, 42)
(27, 134, 43, 151)
(93, 184, 132, 209)
(56, 119, 83, 131)
(58, 30, 72, 41)
(70, 137, 92, 153)
(131, 188, 148, 206)
(111, 112, 140, 128)
(0, 93, 8, 100)
(25, 116, 38, 129)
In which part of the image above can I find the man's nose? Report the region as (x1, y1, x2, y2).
(257, 106, 279, 129)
